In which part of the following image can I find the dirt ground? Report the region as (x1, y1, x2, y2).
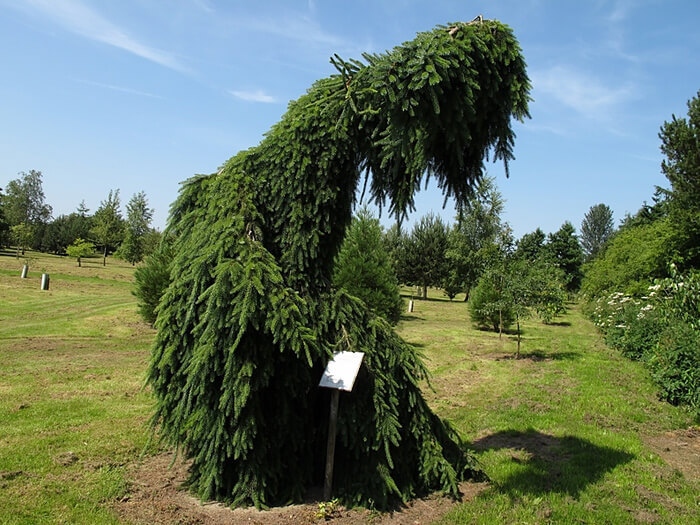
(644, 426, 700, 482)
(113, 453, 487, 525)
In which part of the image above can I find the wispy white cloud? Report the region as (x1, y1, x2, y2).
(224, 10, 347, 49)
(531, 66, 635, 118)
(192, 0, 214, 14)
(14, 0, 190, 73)
(73, 78, 163, 99)
(605, 0, 634, 23)
(229, 90, 277, 103)
(520, 121, 569, 137)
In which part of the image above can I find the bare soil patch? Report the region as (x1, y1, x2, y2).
(114, 453, 487, 524)
(644, 427, 700, 481)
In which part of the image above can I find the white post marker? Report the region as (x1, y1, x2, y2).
(40, 273, 50, 290)
(319, 351, 364, 501)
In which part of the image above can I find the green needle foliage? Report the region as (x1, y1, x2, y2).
(332, 207, 403, 324)
(147, 19, 530, 509)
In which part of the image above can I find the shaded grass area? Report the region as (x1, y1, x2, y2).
(0, 253, 156, 524)
(400, 292, 698, 524)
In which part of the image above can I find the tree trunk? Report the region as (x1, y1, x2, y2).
(103, 246, 107, 266)
(422, 283, 428, 299)
(499, 309, 503, 339)
(516, 318, 521, 359)
(77, 257, 81, 267)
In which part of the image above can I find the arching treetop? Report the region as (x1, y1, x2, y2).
(333, 18, 531, 219)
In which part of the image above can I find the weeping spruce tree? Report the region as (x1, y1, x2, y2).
(148, 18, 530, 509)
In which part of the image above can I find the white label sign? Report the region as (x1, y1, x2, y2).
(319, 351, 364, 392)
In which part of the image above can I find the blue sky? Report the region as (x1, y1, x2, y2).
(1, 0, 699, 239)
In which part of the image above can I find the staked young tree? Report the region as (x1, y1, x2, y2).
(580, 203, 615, 262)
(403, 213, 448, 299)
(148, 19, 530, 508)
(333, 207, 403, 324)
(91, 189, 124, 266)
(117, 191, 154, 265)
(66, 238, 95, 267)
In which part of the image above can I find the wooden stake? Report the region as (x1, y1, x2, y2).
(323, 389, 340, 500)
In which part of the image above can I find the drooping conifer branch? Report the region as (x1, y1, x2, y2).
(148, 19, 530, 509)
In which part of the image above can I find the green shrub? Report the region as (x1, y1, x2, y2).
(612, 305, 663, 361)
(648, 320, 700, 413)
(133, 242, 173, 325)
(580, 219, 673, 297)
(468, 275, 515, 331)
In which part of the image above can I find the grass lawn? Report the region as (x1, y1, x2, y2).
(0, 251, 156, 524)
(401, 289, 698, 524)
(0, 253, 697, 523)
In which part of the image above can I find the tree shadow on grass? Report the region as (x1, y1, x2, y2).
(496, 350, 581, 361)
(471, 429, 634, 497)
(545, 321, 572, 327)
(399, 314, 427, 323)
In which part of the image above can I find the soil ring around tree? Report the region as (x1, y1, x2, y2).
(113, 452, 489, 524)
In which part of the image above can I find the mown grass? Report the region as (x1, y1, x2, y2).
(401, 289, 698, 524)
(0, 254, 697, 523)
(0, 251, 156, 524)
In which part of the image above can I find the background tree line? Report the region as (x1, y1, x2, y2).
(0, 171, 159, 266)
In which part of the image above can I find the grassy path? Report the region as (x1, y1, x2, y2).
(398, 292, 698, 524)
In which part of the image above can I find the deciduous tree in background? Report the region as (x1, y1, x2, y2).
(444, 176, 505, 300)
(580, 203, 614, 262)
(66, 238, 95, 267)
(4, 170, 52, 255)
(91, 189, 124, 266)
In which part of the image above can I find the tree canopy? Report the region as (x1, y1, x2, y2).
(333, 207, 403, 324)
(117, 191, 154, 265)
(147, 19, 530, 508)
(659, 90, 700, 269)
(580, 203, 614, 262)
(444, 175, 505, 300)
(3, 170, 52, 227)
(91, 190, 124, 266)
(402, 213, 448, 299)
(547, 221, 583, 292)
